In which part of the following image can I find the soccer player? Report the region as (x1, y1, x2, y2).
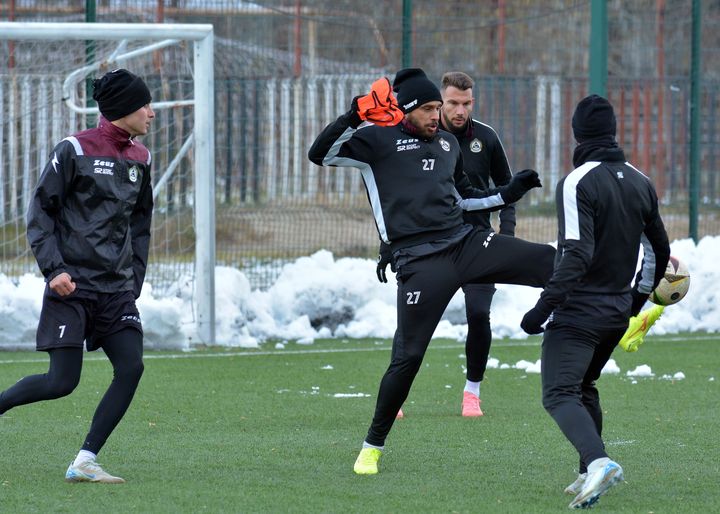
(439, 71, 517, 416)
(309, 68, 556, 475)
(0, 69, 155, 483)
(376, 71, 519, 418)
(520, 95, 670, 508)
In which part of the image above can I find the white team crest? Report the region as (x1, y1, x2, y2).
(128, 165, 139, 183)
(470, 138, 483, 153)
(439, 138, 450, 152)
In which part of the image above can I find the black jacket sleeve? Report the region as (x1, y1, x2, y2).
(308, 110, 365, 167)
(488, 137, 516, 235)
(453, 154, 514, 213)
(453, 153, 492, 198)
(455, 159, 540, 213)
(130, 161, 154, 298)
(632, 189, 671, 297)
(26, 141, 75, 281)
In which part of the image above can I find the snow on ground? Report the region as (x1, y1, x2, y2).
(1, 236, 718, 351)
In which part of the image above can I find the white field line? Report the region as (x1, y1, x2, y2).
(0, 334, 716, 366)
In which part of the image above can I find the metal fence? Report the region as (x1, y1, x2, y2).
(1, 0, 719, 290)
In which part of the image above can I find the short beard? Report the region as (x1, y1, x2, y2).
(443, 115, 466, 134)
(421, 125, 437, 139)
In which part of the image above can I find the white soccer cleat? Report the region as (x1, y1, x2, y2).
(564, 472, 587, 495)
(65, 458, 125, 484)
(569, 458, 623, 509)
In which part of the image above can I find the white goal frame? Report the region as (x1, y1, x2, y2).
(0, 22, 217, 344)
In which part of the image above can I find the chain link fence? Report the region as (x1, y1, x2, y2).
(1, 0, 718, 289)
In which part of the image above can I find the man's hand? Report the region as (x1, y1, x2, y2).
(49, 272, 76, 296)
(356, 77, 404, 127)
(520, 300, 552, 335)
(501, 169, 542, 204)
(514, 169, 543, 189)
(375, 244, 395, 283)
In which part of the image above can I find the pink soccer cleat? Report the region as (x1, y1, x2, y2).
(461, 391, 483, 417)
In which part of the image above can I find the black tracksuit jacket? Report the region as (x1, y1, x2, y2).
(308, 111, 517, 253)
(540, 143, 670, 328)
(26, 119, 153, 297)
(445, 118, 516, 235)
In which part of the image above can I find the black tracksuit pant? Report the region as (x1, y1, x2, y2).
(461, 283, 496, 382)
(365, 229, 555, 446)
(0, 328, 144, 454)
(541, 322, 627, 473)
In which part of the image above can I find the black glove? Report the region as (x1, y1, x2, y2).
(630, 288, 649, 317)
(521, 299, 552, 335)
(347, 96, 363, 128)
(499, 225, 515, 237)
(501, 169, 542, 204)
(376, 243, 395, 283)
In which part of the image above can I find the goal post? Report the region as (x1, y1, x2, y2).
(0, 22, 216, 345)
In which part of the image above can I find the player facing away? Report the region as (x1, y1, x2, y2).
(520, 95, 670, 509)
(0, 69, 155, 483)
(308, 68, 556, 475)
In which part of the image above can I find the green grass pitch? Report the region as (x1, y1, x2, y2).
(0, 333, 718, 513)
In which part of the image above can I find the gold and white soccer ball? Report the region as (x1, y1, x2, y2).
(650, 256, 690, 306)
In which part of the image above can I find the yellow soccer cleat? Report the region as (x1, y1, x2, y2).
(353, 447, 382, 475)
(618, 304, 665, 352)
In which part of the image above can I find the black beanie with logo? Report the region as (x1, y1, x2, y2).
(392, 68, 442, 114)
(571, 94, 616, 141)
(92, 69, 152, 121)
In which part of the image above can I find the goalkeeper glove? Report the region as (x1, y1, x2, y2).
(355, 77, 404, 127)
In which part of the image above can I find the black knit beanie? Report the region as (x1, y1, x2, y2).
(572, 94, 616, 141)
(92, 69, 152, 121)
(392, 68, 442, 114)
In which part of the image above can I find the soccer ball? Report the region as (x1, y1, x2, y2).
(649, 256, 690, 306)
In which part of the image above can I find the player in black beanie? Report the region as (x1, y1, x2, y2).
(309, 70, 554, 477)
(92, 68, 152, 122)
(570, 94, 620, 169)
(571, 94, 616, 142)
(0, 68, 155, 485)
(392, 68, 442, 114)
(521, 91, 670, 508)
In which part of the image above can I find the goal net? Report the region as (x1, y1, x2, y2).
(0, 22, 216, 343)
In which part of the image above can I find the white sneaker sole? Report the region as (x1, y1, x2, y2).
(569, 463, 623, 509)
